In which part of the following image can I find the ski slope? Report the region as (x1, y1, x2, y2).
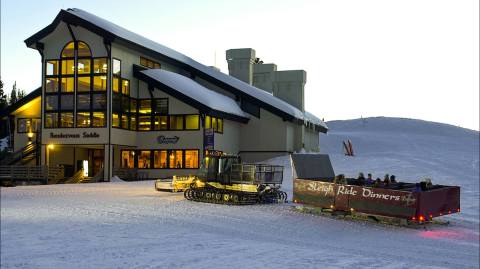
(1, 117, 479, 268)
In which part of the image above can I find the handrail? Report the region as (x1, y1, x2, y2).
(65, 169, 85, 184)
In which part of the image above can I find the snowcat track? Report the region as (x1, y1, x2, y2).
(184, 188, 287, 205)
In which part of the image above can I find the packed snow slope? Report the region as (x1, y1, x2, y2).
(321, 117, 479, 225)
(1, 117, 479, 268)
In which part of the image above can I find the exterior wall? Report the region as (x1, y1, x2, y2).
(253, 64, 277, 93)
(304, 127, 320, 152)
(11, 97, 41, 152)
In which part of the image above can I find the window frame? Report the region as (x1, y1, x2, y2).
(120, 149, 199, 169)
(17, 118, 41, 133)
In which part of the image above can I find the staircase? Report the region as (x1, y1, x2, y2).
(64, 169, 85, 184)
(0, 142, 38, 165)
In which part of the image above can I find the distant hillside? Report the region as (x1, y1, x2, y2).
(319, 117, 479, 224)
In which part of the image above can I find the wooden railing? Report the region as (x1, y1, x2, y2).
(0, 165, 64, 185)
(0, 142, 38, 165)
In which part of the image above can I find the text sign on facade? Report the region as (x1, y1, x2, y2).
(50, 132, 100, 139)
(204, 128, 214, 151)
(157, 135, 179, 144)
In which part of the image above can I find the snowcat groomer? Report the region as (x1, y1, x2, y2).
(183, 154, 287, 205)
(291, 154, 461, 224)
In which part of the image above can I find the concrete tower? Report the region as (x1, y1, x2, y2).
(226, 48, 256, 84)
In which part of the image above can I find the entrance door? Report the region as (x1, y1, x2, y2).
(92, 149, 104, 177)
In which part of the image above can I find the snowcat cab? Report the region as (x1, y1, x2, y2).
(184, 153, 286, 205)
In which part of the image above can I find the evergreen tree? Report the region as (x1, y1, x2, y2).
(0, 79, 7, 111)
(17, 89, 26, 100)
(9, 82, 18, 105)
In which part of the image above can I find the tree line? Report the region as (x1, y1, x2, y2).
(0, 79, 26, 112)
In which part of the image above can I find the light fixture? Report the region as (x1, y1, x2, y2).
(48, 144, 54, 150)
(27, 132, 34, 138)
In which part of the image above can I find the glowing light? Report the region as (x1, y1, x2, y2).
(48, 144, 54, 150)
(457, 208, 460, 212)
(350, 208, 354, 212)
(419, 215, 425, 222)
(27, 133, 34, 138)
(412, 216, 416, 221)
(448, 210, 452, 214)
(330, 204, 334, 209)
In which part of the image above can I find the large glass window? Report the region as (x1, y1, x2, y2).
(185, 150, 199, 168)
(169, 150, 183, 169)
(140, 57, 161, 69)
(138, 115, 151, 131)
(154, 115, 168, 130)
(17, 118, 41, 133)
(113, 58, 121, 76)
(112, 113, 120, 128)
(205, 115, 224, 133)
(45, 41, 107, 128)
(169, 115, 184, 130)
(154, 98, 168, 114)
(138, 150, 151, 169)
(153, 150, 168, 168)
(185, 115, 199, 130)
(121, 150, 135, 168)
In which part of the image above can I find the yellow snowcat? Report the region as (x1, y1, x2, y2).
(184, 154, 287, 205)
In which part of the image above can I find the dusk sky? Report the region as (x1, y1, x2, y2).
(1, 0, 478, 130)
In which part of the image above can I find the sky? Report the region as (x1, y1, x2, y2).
(1, 0, 479, 130)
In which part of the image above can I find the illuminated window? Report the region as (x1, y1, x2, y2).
(138, 115, 151, 131)
(121, 150, 135, 168)
(122, 79, 129, 95)
(185, 115, 199, 130)
(138, 150, 151, 169)
(77, 76, 90, 92)
(130, 115, 137, 130)
(93, 58, 108, 74)
(61, 59, 75, 75)
(77, 42, 91, 57)
(169, 115, 184, 130)
(92, 112, 106, 127)
(139, 100, 151, 114)
(45, 113, 58, 128)
(153, 150, 168, 168)
(121, 114, 129, 129)
(60, 113, 74, 127)
(113, 77, 119, 93)
(45, 78, 58, 93)
(113, 58, 121, 76)
(154, 116, 168, 130)
(46, 60, 59, 76)
(60, 77, 74, 92)
(130, 99, 137, 113)
(205, 116, 224, 133)
(77, 59, 91, 74)
(140, 57, 161, 69)
(61, 42, 75, 58)
(112, 113, 120, 127)
(76, 112, 91, 127)
(185, 150, 199, 168)
(32, 119, 41, 132)
(93, 76, 107, 91)
(169, 150, 183, 169)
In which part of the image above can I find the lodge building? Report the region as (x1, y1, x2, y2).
(1, 8, 327, 182)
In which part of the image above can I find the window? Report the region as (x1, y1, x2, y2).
(112, 113, 120, 128)
(113, 77, 120, 93)
(45, 78, 59, 93)
(139, 99, 151, 114)
(113, 58, 121, 76)
(17, 118, 41, 133)
(60, 113, 74, 127)
(138, 150, 151, 169)
(153, 150, 168, 168)
(46, 60, 59, 76)
(121, 150, 135, 168)
(185, 115, 199, 130)
(140, 57, 161, 69)
(45, 113, 58, 128)
(154, 116, 168, 130)
(45, 41, 107, 128)
(122, 79, 129, 95)
(153, 98, 168, 114)
(138, 115, 151, 131)
(185, 150, 199, 168)
(169, 115, 184, 130)
(169, 150, 183, 169)
(205, 115, 224, 133)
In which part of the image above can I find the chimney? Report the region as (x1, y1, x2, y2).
(253, 63, 277, 94)
(226, 48, 256, 84)
(273, 70, 306, 112)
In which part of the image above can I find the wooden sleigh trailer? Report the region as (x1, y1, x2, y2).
(291, 154, 460, 224)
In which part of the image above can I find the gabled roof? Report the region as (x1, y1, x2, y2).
(0, 87, 41, 118)
(25, 8, 327, 132)
(135, 68, 249, 122)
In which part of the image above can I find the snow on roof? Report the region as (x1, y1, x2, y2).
(63, 8, 321, 124)
(140, 69, 249, 119)
(304, 111, 328, 129)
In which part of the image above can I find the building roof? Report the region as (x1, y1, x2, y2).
(0, 87, 41, 118)
(25, 8, 327, 132)
(291, 153, 335, 180)
(136, 68, 249, 122)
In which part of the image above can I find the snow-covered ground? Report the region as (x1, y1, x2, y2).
(1, 117, 479, 268)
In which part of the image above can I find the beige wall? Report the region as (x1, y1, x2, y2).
(11, 97, 41, 152)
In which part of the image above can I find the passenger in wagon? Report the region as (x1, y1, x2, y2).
(383, 174, 391, 186)
(373, 178, 382, 188)
(357, 172, 366, 185)
(366, 173, 374, 185)
(390, 175, 397, 183)
(334, 174, 347, 185)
